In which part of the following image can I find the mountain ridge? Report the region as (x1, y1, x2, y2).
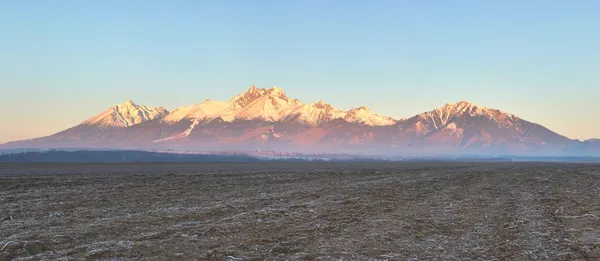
(2, 85, 598, 156)
(81, 100, 169, 128)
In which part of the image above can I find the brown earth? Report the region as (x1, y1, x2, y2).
(1, 162, 599, 261)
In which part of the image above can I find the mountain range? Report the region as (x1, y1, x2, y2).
(3, 85, 599, 156)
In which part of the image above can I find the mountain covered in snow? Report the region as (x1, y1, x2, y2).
(2, 85, 598, 156)
(157, 85, 395, 127)
(82, 100, 169, 128)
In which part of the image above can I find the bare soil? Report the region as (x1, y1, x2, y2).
(1, 162, 600, 261)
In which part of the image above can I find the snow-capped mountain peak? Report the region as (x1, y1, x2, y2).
(312, 100, 334, 110)
(343, 106, 397, 126)
(441, 100, 481, 113)
(412, 100, 521, 132)
(234, 91, 303, 122)
(82, 100, 169, 128)
(267, 86, 287, 99)
(161, 99, 229, 123)
(285, 100, 345, 125)
(229, 85, 291, 108)
(6, 84, 591, 157)
(440, 100, 518, 120)
(219, 85, 300, 121)
(230, 85, 265, 107)
(122, 100, 137, 106)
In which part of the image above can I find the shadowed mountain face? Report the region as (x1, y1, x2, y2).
(2, 86, 596, 156)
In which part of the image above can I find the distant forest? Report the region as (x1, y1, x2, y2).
(1, 150, 598, 163)
(0, 150, 267, 163)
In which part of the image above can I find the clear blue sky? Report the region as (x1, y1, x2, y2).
(1, 0, 599, 143)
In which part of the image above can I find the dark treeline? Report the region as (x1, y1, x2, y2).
(0, 150, 264, 163)
(509, 156, 600, 162)
(0, 150, 381, 163)
(1, 150, 597, 163)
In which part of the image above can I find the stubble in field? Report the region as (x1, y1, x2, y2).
(1, 162, 599, 260)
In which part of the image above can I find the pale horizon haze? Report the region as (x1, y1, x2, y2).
(1, 1, 599, 143)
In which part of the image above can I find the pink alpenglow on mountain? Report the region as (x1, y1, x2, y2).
(83, 100, 169, 128)
(2, 85, 598, 156)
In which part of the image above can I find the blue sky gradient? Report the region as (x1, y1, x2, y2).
(1, 0, 599, 142)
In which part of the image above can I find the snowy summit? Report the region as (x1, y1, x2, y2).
(157, 85, 398, 126)
(82, 100, 169, 128)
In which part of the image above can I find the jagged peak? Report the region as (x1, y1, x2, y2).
(267, 85, 287, 99)
(234, 84, 263, 98)
(349, 105, 370, 112)
(230, 85, 290, 107)
(230, 85, 266, 106)
(453, 100, 474, 105)
(83, 100, 169, 128)
(436, 100, 490, 114)
(115, 100, 167, 114)
(238, 85, 287, 96)
(343, 105, 396, 126)
(311, 100, 333, 110)
(269, 85, 283, 92)
(442, 100, 479, 109)
(416, 100, 519, 127)
(119, 100, 138, 107)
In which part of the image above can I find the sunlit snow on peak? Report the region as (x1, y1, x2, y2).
(82, 100, 169, 128)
